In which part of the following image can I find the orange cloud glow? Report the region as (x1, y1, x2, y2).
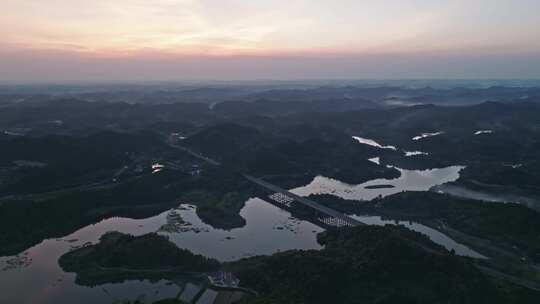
(2, 0, 539, 58)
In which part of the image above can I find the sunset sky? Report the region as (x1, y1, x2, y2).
(1, 0, 539, 82)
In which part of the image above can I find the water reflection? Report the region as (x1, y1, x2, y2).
(412, 131, 444, 141)
(405, 151, 428, 156)
(291, 166, 465, 201)
(368, 157, 380, 164)
(163, 199, 323, 261)
(0, 215, 169, 304)
(474, 130, 493, 135)
(0, 196, 486, 303)
(0, 199, 322, 304)
(352, 136, 397, 150)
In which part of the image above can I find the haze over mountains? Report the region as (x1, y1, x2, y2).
(2, 1, 540, 303)
(1, 80, 540, 303)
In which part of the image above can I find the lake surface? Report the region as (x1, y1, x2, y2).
(291, 166, 465, 201)
(412, 131, 444, 141)
(405, 151, 428, 156)
(474, 130, 493, 135)
(368, 157, 380, 164)
(0, 168, 485, 303)
(352, 136, 397, 150)
(163, 199, 324, 261)
(0, 198, 322, 304)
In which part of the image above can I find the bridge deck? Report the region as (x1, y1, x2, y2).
(167, 144, 362, 227)
(244, 175, 364, 227)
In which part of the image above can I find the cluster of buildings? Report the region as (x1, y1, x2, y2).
(208, 271, 240, 288)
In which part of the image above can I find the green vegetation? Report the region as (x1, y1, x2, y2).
(56, 224, 540, 303)
(313, 191, 540, 263)
(379, 192, 540, 263)
(3, 87, 540, 303)
(0, 131, 173, 195)
(181, 190, 248, 229)
(59, 232, 220, 285)
(0, 170, 185, 256)
(236, 297, 279, 304)
(228, 226, 539, 304)
(0, 166, 254, 255)
(183, 122, 401, 186)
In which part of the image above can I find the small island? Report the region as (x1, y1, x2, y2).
(58, 226, 540, 304)
(364, 184, 395, 189)
(59, 231, 220, 285)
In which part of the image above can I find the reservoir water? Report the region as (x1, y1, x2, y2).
(352, 136, 397, 150)
(0, 198, 322, 304)
(1, 165, 485, 304)
(291, 166, 465, 201)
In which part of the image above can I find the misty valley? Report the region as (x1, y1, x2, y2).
(1, 82, 540, 303)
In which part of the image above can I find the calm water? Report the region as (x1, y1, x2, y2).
(352, 136, 397, 150)
(0, 213, 168, 304)
(287, 164, 487, 257)
(412, 131, 444, 141)
(0, 168, 485, 303)
(405, 151, 429, 156)
(291, 166, 465, 201)
(164, 199, 323, 261)
(0, 199, 322, 304)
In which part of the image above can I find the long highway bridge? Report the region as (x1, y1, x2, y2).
(170, 144, 363, 227)
(171, 143, 540, 292)
(244, 175, 363, 227)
